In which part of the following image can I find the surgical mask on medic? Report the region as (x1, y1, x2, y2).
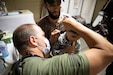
(37, 38, 51, 55)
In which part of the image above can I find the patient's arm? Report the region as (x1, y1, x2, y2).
(63, 16, 113, 75)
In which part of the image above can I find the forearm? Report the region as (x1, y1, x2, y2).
(63, 17, 113, 75)
(63, 17, 111, 49)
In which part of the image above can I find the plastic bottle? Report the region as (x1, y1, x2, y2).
(1, 2, 8, 14)
(0, 41, 9, 58)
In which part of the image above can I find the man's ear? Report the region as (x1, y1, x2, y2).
(29, 36, 38, 46)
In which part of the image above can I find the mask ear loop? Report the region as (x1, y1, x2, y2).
(37, 43, 50, 55)
(34, 37, 45, 55)
(36, 39, 48, 55)
(36, 43, 45, 55)
(35, 37, 51, 55)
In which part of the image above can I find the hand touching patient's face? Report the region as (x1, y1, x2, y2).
(50, 29, 60, 44)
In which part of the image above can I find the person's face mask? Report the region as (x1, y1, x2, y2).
(37, 38, 51, 55)
(42, 38, 51, 55)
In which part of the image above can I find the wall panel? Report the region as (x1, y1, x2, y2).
(4, 0, 43, 21)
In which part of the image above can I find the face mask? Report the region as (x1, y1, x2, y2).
(42, 38, 51, 55)
(37, 38, 51, 55)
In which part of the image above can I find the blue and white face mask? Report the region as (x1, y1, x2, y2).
(42, 38, 51, 55)
(37, 38, 51, 55)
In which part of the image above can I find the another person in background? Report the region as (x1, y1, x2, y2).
(37, 0, 81, 56)
(101, 0, 113, 75)
(9, 16, 113, 75)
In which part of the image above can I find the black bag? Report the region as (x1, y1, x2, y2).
(103, 0, 113, 43)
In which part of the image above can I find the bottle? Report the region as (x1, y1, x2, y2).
(1, 2, 8, 14)
(0, 41, 9, 58)
(0, 6, 4, 15)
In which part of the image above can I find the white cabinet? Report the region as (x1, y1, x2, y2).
(0, 10, 35, 33)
